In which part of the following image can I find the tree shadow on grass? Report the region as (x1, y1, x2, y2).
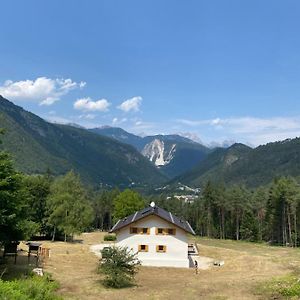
(97, 278, 137, 289)
(69, 239, 83, 244)
(0, 248, 39, 281)
(0, 260, 34, 281)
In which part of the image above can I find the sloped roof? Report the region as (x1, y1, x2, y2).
(110, 205, 195, 235)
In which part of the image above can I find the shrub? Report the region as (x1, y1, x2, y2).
(98, 246, 140, 288)
(0, 274, 61, 300)
(103, 234, 116, 241)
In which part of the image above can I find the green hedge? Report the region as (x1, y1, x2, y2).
(103, 234, 116, 241)
(0, 275, 62, 300)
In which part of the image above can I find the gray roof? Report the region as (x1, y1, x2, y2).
(110, 205, 195, 235)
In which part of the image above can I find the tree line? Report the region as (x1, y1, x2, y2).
(154, 178, 300, 247)
(2, 131, 300, 247)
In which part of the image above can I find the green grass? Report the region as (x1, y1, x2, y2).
(194, 236, 300, 258)
(257, 272, 300, 299)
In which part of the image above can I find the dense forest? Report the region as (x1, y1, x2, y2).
(157, 179, 300, 246)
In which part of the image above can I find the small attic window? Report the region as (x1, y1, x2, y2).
(141, 227, 150, 234)
(157, 228, 163, 234)
(130, 227, 138, 234)
(168, 228, 176, 235)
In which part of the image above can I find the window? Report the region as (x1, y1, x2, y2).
(140, 227, 150, 235)
(168, 228, 176, 235)
(130, 227, 138, 234)
(155, 228, 176, 235)
(138, 245, 148, 252)
(157, 228, 164, 235)
(156, 245, 167, 253)
(130, 227, 149, 234)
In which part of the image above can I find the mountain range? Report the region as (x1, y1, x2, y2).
(0, 96, 166, 187)
(90, 127, 210, 178)
(175, 139, 300, 188)
(1, 95, 300, 189)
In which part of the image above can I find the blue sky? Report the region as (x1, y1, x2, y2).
(1, 1, 300, 146)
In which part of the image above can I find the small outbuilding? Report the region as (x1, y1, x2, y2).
(110, 202, 196, 268)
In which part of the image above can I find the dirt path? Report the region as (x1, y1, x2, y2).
(43, 232, 297, 300)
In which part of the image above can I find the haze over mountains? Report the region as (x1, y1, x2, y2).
(1, 96, 300, 189)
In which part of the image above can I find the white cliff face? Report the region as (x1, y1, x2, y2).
(141, 139, 176, 166)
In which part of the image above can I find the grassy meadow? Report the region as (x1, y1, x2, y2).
(2, 232, 300, 299)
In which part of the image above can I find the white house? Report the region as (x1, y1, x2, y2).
(110, 202, 195, 268)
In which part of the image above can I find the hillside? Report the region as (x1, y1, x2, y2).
(90, 126, 145, 150)
(177, 139, 300, 187)
(90, 127, 210, 178)
(0, 96, 166, 186)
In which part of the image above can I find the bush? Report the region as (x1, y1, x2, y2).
(98, 246, 140, 288)
(0, 274, 61, 300)
(103, 234, 116, 241)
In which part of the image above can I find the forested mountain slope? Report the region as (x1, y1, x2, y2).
(177, 139, 300, 187)
(0, 96, 166, 187)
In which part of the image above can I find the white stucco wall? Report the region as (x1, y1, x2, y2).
(116, 215, 189, 268)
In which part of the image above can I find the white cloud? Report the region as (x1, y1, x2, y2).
(209, 117, 300, 134)
(78, 114, 96, 120)
(0, 77, 86, 105)
(118, 96, 142, 112)
(176, 119, 208, 126)
(177, 116, 300, 146)
(73, 97, 110, 112)
(112, 117, 127, 125)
